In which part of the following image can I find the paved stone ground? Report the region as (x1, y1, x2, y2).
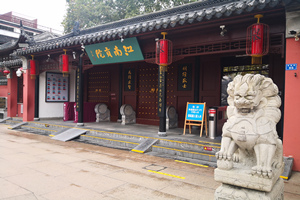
(0, 125, 299, 200)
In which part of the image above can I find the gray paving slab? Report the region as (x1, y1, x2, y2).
(0, 178, 32, 199)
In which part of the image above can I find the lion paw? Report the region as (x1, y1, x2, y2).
(215, 151, 224, 160)
(232, 152, 239, 162)
(252, 166, 273, 178)
(216, 151, 232, 160)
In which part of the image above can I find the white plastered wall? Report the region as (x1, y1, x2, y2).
(39, 69, 76, 118)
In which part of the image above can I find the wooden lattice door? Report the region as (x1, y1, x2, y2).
(137, 65, 158, 124)
(87, 70, 110, 104)
(137, 64, 177, 125)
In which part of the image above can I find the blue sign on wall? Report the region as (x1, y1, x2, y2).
(286, 64, 297, 71)
(186, 103, 204, 121)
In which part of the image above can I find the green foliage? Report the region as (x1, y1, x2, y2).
(62, 0, 199, 33)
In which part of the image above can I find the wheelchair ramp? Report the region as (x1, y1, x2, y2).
(8, 122, 28, 130)
(131, 138, 158, 153)
(281, 157, 294, 180)
(0, 117, 11, 123)
(51, 128, 87, 142)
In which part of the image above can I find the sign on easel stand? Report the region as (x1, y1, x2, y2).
(183, 102, 207, 137)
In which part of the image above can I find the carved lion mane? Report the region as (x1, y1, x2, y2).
(227, 74, 281, 124)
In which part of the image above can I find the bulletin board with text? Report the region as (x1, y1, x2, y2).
(45, 72, 69, 102)
(183, 102, 207, 137)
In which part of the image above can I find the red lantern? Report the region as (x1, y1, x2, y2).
(30, 56, 36, 79)
(3, 69, 10, 76)
(156, 32, 172, 66)
(59, 49, 69, 76)
(246, 14, 269, 65)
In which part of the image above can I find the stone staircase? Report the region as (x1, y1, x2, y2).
(3, 118, 220, 167)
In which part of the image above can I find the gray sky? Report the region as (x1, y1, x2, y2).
(0, 0, 67, 33)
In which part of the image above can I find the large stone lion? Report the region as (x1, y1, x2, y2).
(216, 74, 283, 179)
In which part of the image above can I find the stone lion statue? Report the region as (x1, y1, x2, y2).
(216, 74, 283, 179)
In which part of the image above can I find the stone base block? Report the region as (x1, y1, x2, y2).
(214, 162, 284, 192)
(121, 115, 136, 125)
(215, 178, 284, 200)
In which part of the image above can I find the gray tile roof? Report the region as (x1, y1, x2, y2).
(14, 0, 291, 56)
(0, 31, 58, 68)
(0, 33, 28, 54)
(0, 59, 22, 67)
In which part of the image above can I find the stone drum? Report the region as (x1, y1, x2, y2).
(94, 103, 110, 122)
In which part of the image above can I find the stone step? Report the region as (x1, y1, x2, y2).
(18, 124, 61, 136)
(78, 134, 217, 164)
(77, 134, 139, 150)
(80, 132, 217, 163)
(145, 152, 217, 168)
(4, 120, 219, 165)
(6, 119, 23, 125)
(6, 120, 220, 151)
(6, 120, 73, 135)
(11, 117, 23, 122)
(17, 124, 137, 150)
(85, 129, 220, 155)
(27, 121, 71, 130)
(152, 143, 217, 163)
(157, 138, 220, 154)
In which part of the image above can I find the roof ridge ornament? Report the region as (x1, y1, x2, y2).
(20, 20, 24, 35)
(73, 21, 80, 36)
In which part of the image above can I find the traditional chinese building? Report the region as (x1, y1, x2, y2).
(0, 12, 58, 120)
(2, 0, 300, 171)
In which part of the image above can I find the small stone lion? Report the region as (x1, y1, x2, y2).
(216, 74, 283, 178)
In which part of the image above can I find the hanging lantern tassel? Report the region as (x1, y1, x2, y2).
(246, 14, 269, 65)
(156, 32, 173, 66)
(30, 55, 36, 79)
(60, 49, 69, 77)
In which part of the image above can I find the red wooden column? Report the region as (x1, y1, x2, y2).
(22, 64, 35, 122)
(7, 71, 18, 117)
(283, 38, 300, 172)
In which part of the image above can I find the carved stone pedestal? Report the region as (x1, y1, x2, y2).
(215, 162, 284, 192)
(215, 178, 284, 200)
